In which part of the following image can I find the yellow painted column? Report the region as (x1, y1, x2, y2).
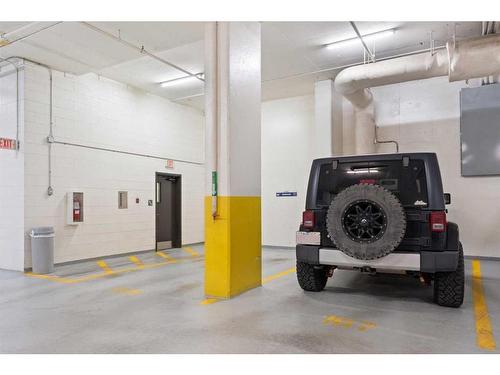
(204, 22, 262, 299)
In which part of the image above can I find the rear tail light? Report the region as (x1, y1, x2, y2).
(302, 210, 315, 229)
(430, 211, 447, 232)
(360, 179, 376, 185)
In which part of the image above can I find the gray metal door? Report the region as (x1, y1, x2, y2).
(155, 174, 181, 250)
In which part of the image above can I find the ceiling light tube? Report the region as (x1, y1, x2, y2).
(160, 73, 204, 88)
(326, 29, 395, 50)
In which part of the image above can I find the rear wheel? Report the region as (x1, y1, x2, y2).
(433, 243, 464, 308)
(296, 262, 328, 292)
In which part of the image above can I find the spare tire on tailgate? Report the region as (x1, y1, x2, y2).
(326, 184, 406, 260)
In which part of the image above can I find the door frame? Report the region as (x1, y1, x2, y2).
(155, 172, 182, 250)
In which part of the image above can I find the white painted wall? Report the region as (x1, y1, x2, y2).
(344, 76, 500, 257)
(261, 95, 314, 247)
(0, 66, 24, 271)
(263, 77, 500, 258)
(23, 62, 205, 267)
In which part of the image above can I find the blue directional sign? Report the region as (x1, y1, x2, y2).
(276, 191, 297, 197)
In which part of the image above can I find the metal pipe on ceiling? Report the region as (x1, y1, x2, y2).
(349, 21, 375, 62)
(79, 22, 204, 83)
(0, 22, 62, 49)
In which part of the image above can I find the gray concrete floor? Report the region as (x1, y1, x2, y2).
(0, 245, 499, 353)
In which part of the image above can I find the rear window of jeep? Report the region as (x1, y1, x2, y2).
(316, 160, 429, 208)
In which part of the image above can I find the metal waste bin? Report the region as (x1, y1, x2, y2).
(30, 227, 55, 274)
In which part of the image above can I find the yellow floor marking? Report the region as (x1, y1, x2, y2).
(25, 256, 200, 284)
(156, 251, 177, 263)
(358, 321, 377, 332)
(324, 315, 377, 332)
(201, 266, 296, 305)
(96, 260, 114, 275)
(128, 256, 144, 269)
(183, 247, 199, 257)
(24, 272, 76, 284)
(472, 260, 496, 351)
(200, 298, 219, 305)
(262, 267, 296, 284)
(112, 287, 143, 296)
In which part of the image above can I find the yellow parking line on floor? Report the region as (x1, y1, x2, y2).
(129, 256, 144, 269)
(200, 298, 219, 305)
(112, 287, 143, 296)
(323, 315, 377, 332)
(96, 260, 114, 275)
(472, 260, 496, 351)
(201, 266, 296, 306)
(25, 255, 200, 285)
(156, 251, 177, 263)
(24, 272, 75, 284)
(183, 247, 199, 257)
(262, 267, 296, 284)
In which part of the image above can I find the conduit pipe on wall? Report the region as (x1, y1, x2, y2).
(7, 57, 54, 196)
(0, 57, 20, 151)
(334, 33, 500, 154)
(205, 22, 219, 218)
(6, 56, 205, 198)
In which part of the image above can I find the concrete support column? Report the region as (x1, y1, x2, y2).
(204, 22, 262, 299)
(314, 80, 343, 158)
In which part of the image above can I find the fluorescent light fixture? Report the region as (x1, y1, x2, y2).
(159, 73, 204, 88)
(325, 29, 395, 50)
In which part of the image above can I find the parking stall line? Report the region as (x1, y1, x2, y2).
(183, 247, 200, 257)
(25, 255, 197, 284)
(201, 266, 296, 306)
(129, 256, 144, 269)
(262, 267, 296, 284)
(471, 260, 496, 351)
(96, 260, 114, 275)
(156, 251, 177, 263)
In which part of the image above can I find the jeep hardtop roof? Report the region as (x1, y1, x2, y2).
(306, 152, 445, 211)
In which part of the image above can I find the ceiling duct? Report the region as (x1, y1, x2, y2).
(334, 33, 500, 154)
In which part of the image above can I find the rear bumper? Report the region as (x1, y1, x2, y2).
(296, 245, 458, 273)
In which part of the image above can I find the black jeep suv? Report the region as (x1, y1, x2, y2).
(296, 153, 464, 307)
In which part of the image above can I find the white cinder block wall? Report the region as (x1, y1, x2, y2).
(262, 77, 500, 258)
(0, 66, 25, 271)
(363, 76, 500, 258)
(261, 95, 314, 247)
(23, 62, 204, 268)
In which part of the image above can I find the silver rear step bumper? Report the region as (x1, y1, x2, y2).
(319, 248, 421, 271)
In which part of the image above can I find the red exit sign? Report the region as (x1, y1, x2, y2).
(166, 159, 174, 169)
(0, 138, 17, 150)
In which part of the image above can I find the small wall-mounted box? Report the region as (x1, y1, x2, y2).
(67, 192, 84, 225)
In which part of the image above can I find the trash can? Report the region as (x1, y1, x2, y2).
(30, 227, 55, 274)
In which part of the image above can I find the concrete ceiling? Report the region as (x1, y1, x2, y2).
(0, 21, 483, 110)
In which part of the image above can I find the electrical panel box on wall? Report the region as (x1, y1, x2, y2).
(67, 192, 84, 225)
(460, 83, 500, 176)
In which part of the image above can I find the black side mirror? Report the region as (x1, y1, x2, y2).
(444, 193, 451, 205)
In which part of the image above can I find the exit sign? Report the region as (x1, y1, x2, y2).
(0, 138, 17, 150)
(166, 159, 174, 169)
